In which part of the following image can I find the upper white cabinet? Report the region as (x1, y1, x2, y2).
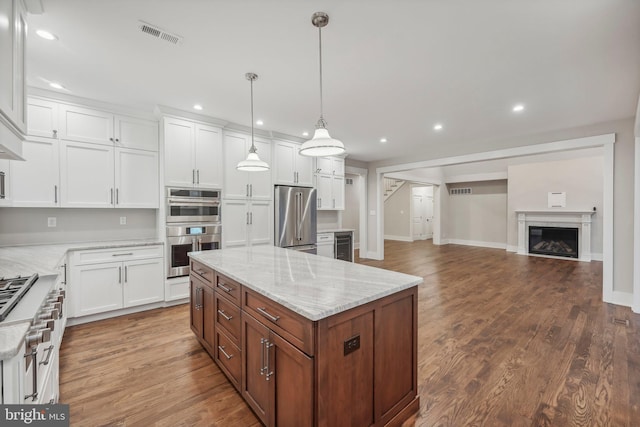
(10, 138, 60, 207)
(27, 98, 59, 139)
(115, 148, 159, 208)
(315, 156, 345, 210)
(115, 115, 159, 151)
(0, 0, 27, 158)
(164, 117, 222, 189)
(60, 140, 114, 208)
(273, 139, 313, 187)
(59, 104, 114, 146)
(223, 130, 272, 200)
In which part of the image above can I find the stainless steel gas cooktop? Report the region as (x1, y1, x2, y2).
(0, 273, 39, 321)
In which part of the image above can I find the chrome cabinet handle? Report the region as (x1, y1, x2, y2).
(112, 253, 133, 257)
(250, 212, 253, 224)
(265, 341, 273, 381)
(249, 184, 253, 197)
(193, 169, 196, 184)
(193, 268, 207, 278)
(217, 283, 233, 293)
(260, 338, 266, 375)
(52, 129, 57, 137)
(218, 345, 234, 360)
(256, 307, 280, 323)
(217, 309, 233, 321)
(54, 185, 58, 203)
(246, 184, 249, 197)
(39, 344, 54, 366)
(118, 266, 122, 284)
(124, 265, 128, 283)
(110, 188, 114, 204)
(318, 198, 322, 208)
(62, 263, 67, 284)
(116, 188, 119, 204)
(24, 346, 38, 401)
(197, 169, 200, 184)
(246, 212, 249, 225)
(0, 171, 5, 199)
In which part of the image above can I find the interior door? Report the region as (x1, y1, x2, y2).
(425, 195, 434, 238)
(412, 195, 424, 240)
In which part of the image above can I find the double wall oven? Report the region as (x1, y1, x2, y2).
(166, 188, 222, 278)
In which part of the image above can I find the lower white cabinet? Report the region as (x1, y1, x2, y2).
(223, 200, 272, 248)
(317, 232, 335, 258)
(70, 245, 164, 318)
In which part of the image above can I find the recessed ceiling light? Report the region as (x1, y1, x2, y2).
(433, 123, 443, 131)
(49, 82, 65, 90)
(512, 104, 525, 112)
(302, 131, 309, 137)
(380, 138, 387, 143)
(256, 120, 264, 126)
(36, 29, 58, 40)
(193, 104, 203, 110)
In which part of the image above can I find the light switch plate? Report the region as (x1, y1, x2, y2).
(47, 217, 56, 227)
(120, 216, 127, 225)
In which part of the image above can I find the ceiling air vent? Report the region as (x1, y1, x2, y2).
(139, 21, 182, 45)
(451, 187, 472, 195)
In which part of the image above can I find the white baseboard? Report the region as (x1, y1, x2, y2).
(384, 235, 413, 242)
(439, 238, 450, 245)
(363, 251, 383, 260)
(591, 252, 603, 261)
(506, 245, 518, 253)
(354, 242, 360, 250)
(604, 290, 633, 308)
(447, 239, 507, 250)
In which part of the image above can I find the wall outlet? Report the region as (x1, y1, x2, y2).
(47, 217, 56, 228)
(120, 216, 127, 225)
(369, 210, 376, 216)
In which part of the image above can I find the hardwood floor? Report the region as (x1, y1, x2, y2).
(59, 240, 640, 426)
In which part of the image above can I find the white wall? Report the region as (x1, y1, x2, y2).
(384, 182, 411, 240)
(506, 156, 604, 256)
(0, 208, 158, 246)
(446, 180, 508, 248)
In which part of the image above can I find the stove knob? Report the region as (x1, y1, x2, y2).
(25, 327, 51, 346)
(38, 308, 59, 321)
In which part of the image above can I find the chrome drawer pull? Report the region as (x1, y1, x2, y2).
(256, 307, 280, 323)
(112, 253, 133, 257)
(218, 345, 234, 360)
(217, 283, 233, 293)
(260, 338, 266, 375)
(217, 309, 233, 321)
(39, 345, 55, 366)
(193, 269, 207, 277)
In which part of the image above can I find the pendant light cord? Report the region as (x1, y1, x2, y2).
(250, 76, 256, 153)
(318, 26, 326, 128)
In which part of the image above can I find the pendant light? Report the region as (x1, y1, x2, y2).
(237, 72, 270, 172)
(299, 12, 345, 157)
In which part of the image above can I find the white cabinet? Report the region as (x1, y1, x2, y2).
(115, 115, 159, 151)
(0, 0, 27, 158)
(315, 156, 345, 210)
(164, 117, 222, 188)
(70, 245, 164, 318)
(0, 159, 9, 205)
(273, 139, 313, 187)
(223, 130, 272, 199)
(317, 232, 335, 258)
(59, 104, 114, 146)
(115, 148, 159, 208)
(222, 199, 272, 248)
(10, 138, 60, 207)
(27, 98, 59, 139)
(60, 140, 114, 208)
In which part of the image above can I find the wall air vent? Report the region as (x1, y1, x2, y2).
(346, 178, 353, 185)
(139, 21, 183, 45)
(451, 187, 472, 195)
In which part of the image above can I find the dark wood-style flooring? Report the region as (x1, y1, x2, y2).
(59, 240, 640, 426)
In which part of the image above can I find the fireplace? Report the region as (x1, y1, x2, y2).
(528, 226, 579, 259)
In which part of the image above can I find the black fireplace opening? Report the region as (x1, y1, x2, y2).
(528, 226, 579, 259)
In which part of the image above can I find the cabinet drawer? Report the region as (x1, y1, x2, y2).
(317, 232, 334, 243)
(74, 245, 162, 265)
(215, 273, 241, 305)
(243, 288, 314, 356)
(215, 329, 241, 391)
(191, 261, 214, 285)
(215, 293, 241, 347)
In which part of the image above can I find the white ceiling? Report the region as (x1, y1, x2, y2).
(26, 0, 640, 163)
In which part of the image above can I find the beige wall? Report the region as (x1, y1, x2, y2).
(0, 208, 158, 246)
(384, 182, 411, 240)
(367, 117, 635, 294)
(506, 156, 604, 255)
(446, 180, 508, 246)
(342, 174, 360, 245)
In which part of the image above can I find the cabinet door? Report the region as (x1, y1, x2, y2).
(332, 176, 345, 210)
(248, 137, 272, 200)
(194, 124, 223, 188)
(75, 262, 123, 316)
(223, 131, 250, 199)
(59, 105, 114, 146)
(242, 313, 270, 426)
(273, 140, 296, 185)
(315, 174, 332, 210)
(0, 159, 10, 205)
(27, 98, 59, 138)
(115, 115, 158, 151)
(202, 284, 215, 350)
(164, 118, 195, 187)
(296, 153, 314, 187)
(122, 258, 164, 308)
(115, 148, 159, 208)
(0, 0, 15, 123)
(13, 0, 25, 131)
(11, 138, 60, 207)
(222, 200, 249, 248)
(269, 331, 313, 427)
(60, 140, 114, 208)
(249, 200, 272, 246)
(332, 157, 345, 176)
(190, 276, 204, 338)
(316, 157, 332, 175)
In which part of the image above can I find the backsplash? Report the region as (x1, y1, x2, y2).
(0, 208, 158, 246)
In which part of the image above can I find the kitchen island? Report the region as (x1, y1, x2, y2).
(189, 245, 422, 427)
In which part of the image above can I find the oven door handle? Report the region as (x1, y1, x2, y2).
(167, 199, 220, 206)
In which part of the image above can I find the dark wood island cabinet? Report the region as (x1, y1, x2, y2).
(189, 246, 422, 426)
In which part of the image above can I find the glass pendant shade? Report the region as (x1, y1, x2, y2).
(299, 126, 345, 157)
(237, 150, 269, 172)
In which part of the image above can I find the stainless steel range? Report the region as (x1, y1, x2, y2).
(0, 273, 66, 404)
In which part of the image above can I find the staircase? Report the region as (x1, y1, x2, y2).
(384, 178, 405, 201)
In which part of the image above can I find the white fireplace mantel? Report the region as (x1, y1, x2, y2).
(515, 210, 596, 262)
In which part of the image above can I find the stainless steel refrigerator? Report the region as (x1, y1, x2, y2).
(274, 185, 317, 254)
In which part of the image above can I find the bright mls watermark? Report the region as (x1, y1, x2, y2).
(1, 405, 69, 426)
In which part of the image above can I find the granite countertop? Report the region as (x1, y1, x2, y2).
(0, 322, 31, 359)
(189, 246, 421, 321)
(0, 239, 163, 278)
